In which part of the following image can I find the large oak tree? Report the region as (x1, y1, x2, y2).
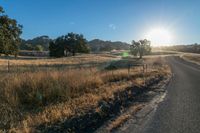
(130, 39, 151, 58)
(49, 33, 90, 57)
(0, 6, 22, 56)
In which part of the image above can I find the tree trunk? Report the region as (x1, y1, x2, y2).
(139, 51, 143, 59)
(72, 51, 75, 56)
(139, 54, 142, 59)
(14, 53, 18, 58)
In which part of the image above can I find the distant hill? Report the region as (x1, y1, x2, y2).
(20, 37, 130, 52)
(160, 44, 200, 53)
(20, 36, 52, 51)
(88, 39, 130, 52)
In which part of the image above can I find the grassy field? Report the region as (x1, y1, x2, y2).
(0, 53, 171, 132)
(0, 54, 118, 73)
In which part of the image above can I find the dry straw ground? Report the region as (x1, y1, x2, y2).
(182, 54, 200, 65)
(0, 54, 171, 132)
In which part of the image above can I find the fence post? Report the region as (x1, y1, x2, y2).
(7, 60, 10, 73)
(128, 64, 131, 78)
(143, 64, 146, 86)
(146, 64, 148, 73)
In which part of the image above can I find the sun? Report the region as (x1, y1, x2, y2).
(145, 27, 173, 46)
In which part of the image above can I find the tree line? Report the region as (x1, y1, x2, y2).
(21, 37, 130, 53)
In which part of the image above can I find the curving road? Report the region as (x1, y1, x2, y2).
(123, 56, 200, 133)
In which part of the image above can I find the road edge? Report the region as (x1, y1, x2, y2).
(96, 74, 172, 133)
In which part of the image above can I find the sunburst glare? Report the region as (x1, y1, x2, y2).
(145, 27, 173, 46)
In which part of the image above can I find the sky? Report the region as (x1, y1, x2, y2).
(1, 0, 200, 44)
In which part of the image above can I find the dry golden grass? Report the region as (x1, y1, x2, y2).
(0, 54, 171, 132)
(2, 69, 102, 108)
(7, 67, 170, 132)
(107, 104, 144, 131)
(0, 54, 117, 66)
(182, 54, 200, 64)
(108, 114, 131, 130)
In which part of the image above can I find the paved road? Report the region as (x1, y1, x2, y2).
(124, 56, 200, 133)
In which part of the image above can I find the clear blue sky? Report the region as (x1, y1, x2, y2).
(1, 0, 200, 44)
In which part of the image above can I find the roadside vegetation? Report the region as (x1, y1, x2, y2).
(181, 54, 200, 65)
(0, 54, 171, 132)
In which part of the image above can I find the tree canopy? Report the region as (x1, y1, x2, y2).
(49, 33, 90, 57)
(130, 39, 151, 58)
(0, 6, 22, 56)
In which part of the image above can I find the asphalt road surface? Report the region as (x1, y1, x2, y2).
(124, 56, 200, 133)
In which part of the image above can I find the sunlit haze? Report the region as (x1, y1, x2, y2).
(145, 28, 173, 46)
